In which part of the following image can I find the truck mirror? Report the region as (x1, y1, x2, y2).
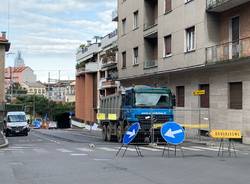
(172, 95, 176, 107)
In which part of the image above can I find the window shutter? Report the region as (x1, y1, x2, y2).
(230, 82, 242, 109)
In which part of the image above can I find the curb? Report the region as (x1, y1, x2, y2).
(0, 131, 8, 149)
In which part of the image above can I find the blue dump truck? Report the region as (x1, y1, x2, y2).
(99, 85, 175, 143)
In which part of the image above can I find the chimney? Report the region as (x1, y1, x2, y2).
(1, 32, 6, 39)
(87, 40, 92, 46)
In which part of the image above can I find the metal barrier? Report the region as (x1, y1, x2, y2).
(97, 107, 210, 144)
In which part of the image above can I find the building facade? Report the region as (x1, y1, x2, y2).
(46, 80, 75, 103)
(0, 32, 10, 126)
(21, 81, 47, 96)
(118, 0, 250, 143)
(75, 29, 119, 124)
(5, 66, 37, 90)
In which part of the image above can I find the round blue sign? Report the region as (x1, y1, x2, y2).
(160, 122, 185, 145)
(123, 123, 140, 145)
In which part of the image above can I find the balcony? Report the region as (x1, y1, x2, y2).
(206, 37, 250, 64)
(112, 10, 118, 21)
(101, 80, 117, 89)
(206, 0, 250, 12)
(144, 60, 158, 69)
(144, 19, 158, 38)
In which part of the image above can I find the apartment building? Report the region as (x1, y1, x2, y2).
(118, 0, 250, 143)
(75, 29, 119, 124)
(0, 32, 10, 125)
(21, 81, 46, 96)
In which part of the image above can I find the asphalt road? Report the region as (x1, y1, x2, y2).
(0, 128, 250, 184)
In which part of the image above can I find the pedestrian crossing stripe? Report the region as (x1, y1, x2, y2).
(76, 148, 94, 152)
(98, 147, 117, 152)
(70, 153, 88, 156)
(56, 148, 73, 153)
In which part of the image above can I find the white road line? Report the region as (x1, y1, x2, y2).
(191, 146, 219, 152)
(76, 148, 94, 152)
(182, 147, 203, 151)
(212, 146, 239, 152)
(114, 147, 136, 152)
(139, 147, 161, 152)
(98, 147, 117, 152)
(56, 148, 73, 153)
(93, 158, 112, 161)
(154, 146, 180, 151)
(70, 153, 88, 156)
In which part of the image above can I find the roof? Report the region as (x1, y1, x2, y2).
(5, 66, 32, 73)
(22, 82, 46, 88)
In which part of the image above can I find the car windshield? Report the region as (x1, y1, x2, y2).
(8, 115, 26, 122)
(135, 93, 171, 107)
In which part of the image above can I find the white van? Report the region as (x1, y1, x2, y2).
(4, 111, 30, 137)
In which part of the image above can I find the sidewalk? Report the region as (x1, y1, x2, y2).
(0, 131, 8, 148)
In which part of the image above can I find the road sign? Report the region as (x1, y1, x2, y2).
(123, 123, 140, 145)
(97, 113, 105, 120)
(193, 90, 205, 96)
(210, 130, 242, 139)
(161, 122, 185, 145)
(108, 114, 117, 120)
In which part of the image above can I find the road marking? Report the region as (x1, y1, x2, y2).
(181, 147, 203, 151)
(98, 147, 117, 152)
(57, 148, 73, 153)
(191, 146, 219, 152)
(154, 146, 180, 151)
(139, 147, 161, 152)
(114, 147, 136, 152)
(93, 158, 111, 161)
(70, 153, 88, 156)
(76, 148, 94, 152)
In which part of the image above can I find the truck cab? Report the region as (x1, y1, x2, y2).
(4, 111, 30, 137)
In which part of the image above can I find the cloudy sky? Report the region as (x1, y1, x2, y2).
(0, 0, 117, 82)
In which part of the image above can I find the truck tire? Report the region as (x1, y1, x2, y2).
(107, 124, 115, 142)
(102, 125, 107, 141)
(116, 125, 123, 143)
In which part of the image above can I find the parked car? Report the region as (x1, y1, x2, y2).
(48, 121, 57, 129)
(4, 111, 30, 137)
(33, 118, 42, 129)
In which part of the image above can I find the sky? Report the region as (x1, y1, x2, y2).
(0, 0, 117, 82)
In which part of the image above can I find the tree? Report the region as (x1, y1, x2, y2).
(6, 82, 27, 96)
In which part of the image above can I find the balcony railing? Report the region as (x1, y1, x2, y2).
(144, 60, 158, 69)
(206, 0, 249, 12)
(112, 10, 118, 21)
(144, 18, 158, 31)
(206, 37, 250, 64)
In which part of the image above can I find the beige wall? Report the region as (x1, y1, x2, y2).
(118, 0, 211, 80)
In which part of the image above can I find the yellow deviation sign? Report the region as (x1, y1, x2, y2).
(193, 90, 205, 96)
(97, 113, 106, 120)
(108, 114, 117, 120)
(181, 124, 209, 129)
(210, 130, 242, 139)
(153, 123, 163, 129)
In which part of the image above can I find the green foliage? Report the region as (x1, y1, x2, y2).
(6, 82, 27, 95)
(13, 95, 75, 120)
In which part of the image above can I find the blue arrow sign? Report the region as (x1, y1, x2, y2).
(161, 122, 185, 145)
(123, 123, 140, 145)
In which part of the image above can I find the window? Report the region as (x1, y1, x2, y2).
(229, 82, 242, 109)
(133, 47, 139, 65)
(133, 11, 139, 29)
(100, 71, 105, 78)
(199, 84, 209, 108)
(122, 51, 126, 68)
(164, 35, 172, 56)
(176, 86, 185, 107)
(186, 26, 195, 52)
(122, 18, 126, 35)
(165, 0, 172, 13)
